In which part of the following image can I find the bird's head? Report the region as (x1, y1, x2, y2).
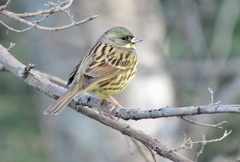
(101, 26, 142, 49)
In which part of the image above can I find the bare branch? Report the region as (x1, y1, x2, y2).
(194, 135, 206, 162)
(0, 44, 192, 162)
(0, 20, 31, 33)
(172, 130, 231, 159)
(146, 146, 157, 162)
(0, 0, 98, 32)
(2, 58, 240, 121)
(192, 130, 232, 144)
(208, 87, 221, 105)
(15, 0, 73, 18)
(6, 42, 15, 51)
(180, 116, 227, 129)
(0, 0, 12, 10)
(0, 13, 56, 33)
(170, 132, 193, 152)
(131, 138, 156, 162)
(1, 10, 98, 31)
(114, 105, 240, 120)
(208, 87, 215, 104)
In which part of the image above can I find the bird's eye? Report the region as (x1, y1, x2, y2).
(121, 36, 129, 41)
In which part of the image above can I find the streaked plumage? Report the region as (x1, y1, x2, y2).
(44, 27, 141, 115)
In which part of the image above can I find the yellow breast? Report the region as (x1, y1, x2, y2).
(88, 49, 138, 98)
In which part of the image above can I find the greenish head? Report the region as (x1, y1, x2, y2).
(100, 26, 142, 49)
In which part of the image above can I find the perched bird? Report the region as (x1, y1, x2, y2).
(44, 26, 141, 115)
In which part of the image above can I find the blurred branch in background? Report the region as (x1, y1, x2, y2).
(161, 1, 240, 161)
(0, 0, 98, 32)
(163, 0, 240, 106)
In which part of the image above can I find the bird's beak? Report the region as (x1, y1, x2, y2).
(131, 37, 142, 43)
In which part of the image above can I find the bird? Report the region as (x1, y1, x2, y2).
(44, 26, 142, 115)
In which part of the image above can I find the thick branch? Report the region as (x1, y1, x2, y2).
(75, 105, 191, 162)
(113, 104, 240, 120)
(1, 61, 240, 121)
(0, 44, 192, 162)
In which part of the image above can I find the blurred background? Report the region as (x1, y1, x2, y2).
(1, 0, 240, 161)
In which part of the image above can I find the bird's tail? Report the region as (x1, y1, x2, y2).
(44, 86, 79, 115)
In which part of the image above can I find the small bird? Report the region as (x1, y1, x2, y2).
(44, 26, 141, 115)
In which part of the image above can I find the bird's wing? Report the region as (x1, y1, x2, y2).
(67, 60, 82, 86)
(66, 42, 137, 89)
(82, 42, 136, 82)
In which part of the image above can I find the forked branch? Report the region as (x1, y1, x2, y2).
(0, 44, 192, 162)
(0, 0, 98, 32)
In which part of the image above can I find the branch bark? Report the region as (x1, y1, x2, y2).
(0, 44, 193, 162)
(1, 51, 240, 120)
(113, 104, 240, 120)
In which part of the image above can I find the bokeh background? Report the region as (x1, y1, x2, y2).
(1, 0, 240, 161)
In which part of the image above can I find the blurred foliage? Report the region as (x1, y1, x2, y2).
(161, 0, 240, 161)
(0, 95, 49, 162)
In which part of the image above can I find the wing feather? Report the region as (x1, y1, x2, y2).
(68, 42, 137, 89)
(82, 42, 136, 81)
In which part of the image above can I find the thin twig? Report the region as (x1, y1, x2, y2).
(15, 0, 73, 18)
(194, 135, 206, 162)
(145, 145, 157, 162)
(0, 0, 12, 10)
(0, 0, 98, 32)
(131, 138, 153, 162)
(65, 9, 74, 22)
(208, 87, 221, 105)
(7, 42, 15, 51)
(192, 130, 232, 144)
(172, 130, 231, 154)
(170, 131, 193, 152)
(208, 87, 215, 104)
(1, 10, 98, 31)
(0, 20, 31, 33)
(0, 10, 53, 33)
(180, 116, 227, 129)
(1, 12, 53, 34)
